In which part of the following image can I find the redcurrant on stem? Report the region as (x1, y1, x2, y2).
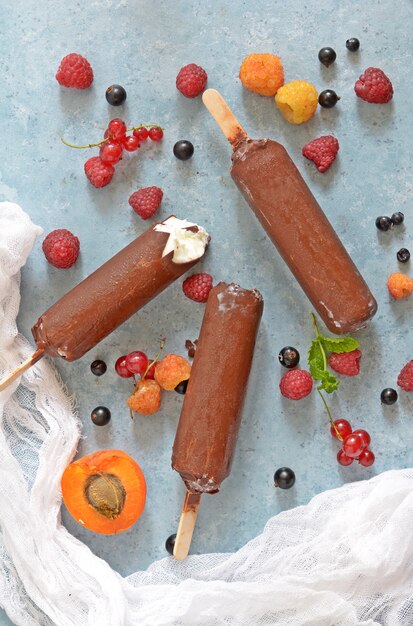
(142, 337, 166, 380)
(61, 136, 109, 149)
(128, 124, 163, 132)
(317, 387, 342, 440)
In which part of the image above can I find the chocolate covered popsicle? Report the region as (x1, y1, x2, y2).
(202, 89, 377, 335)
(0, 216, 209, 390)
(172, 282, 263, 559)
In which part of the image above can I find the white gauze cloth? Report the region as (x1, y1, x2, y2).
(0, 201, 412, 626)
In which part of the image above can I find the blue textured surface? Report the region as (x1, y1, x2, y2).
(1, 1, 413, 624)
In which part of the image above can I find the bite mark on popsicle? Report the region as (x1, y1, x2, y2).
(154, 217, 210, 264)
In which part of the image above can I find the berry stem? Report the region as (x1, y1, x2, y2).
(128, 124, 163, 131)
(142, 337, 166, 380)
(311, 312, 327, 371)
(317, 387, 342, 440)
(310, 312, 321, 337)
(61, 136, 109, 149)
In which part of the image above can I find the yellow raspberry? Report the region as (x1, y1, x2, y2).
(239, 53, 284, 97)
(275, 80, 318, 124)
(127, 379, 161, 415)
(387, 273, 413, 300)
(155, 354, 191, 391)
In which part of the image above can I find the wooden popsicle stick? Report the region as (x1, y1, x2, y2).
(202, 88, 248, 149)
(0, 348, 45, 392)
(173, 491, 202, 560)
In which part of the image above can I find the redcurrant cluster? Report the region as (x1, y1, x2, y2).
(100, 119, 163, 165)
(331, 419, 375, 467)
(115, 351, 156, 380)
(63, 119, 163, 188)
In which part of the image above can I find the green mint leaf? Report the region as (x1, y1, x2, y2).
(308, 340, 325, 380)
(320, 336, 359, 354)
(318, 371, 340, 393)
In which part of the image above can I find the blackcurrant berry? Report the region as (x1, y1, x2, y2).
(175, 379, 189, 394)
(274, 467, 295, 489)
(278, 346, 300, 369)
(318, 47, 337, 67)
(91, 406, 111, 426)
(397, 248, 410, 263)
(346, 38, 360, 52)
(90, 359, 107, 376)
(375, 216, 393, 232)
(165, 534, 176, 555)
(391, 211, 404, 225)
(105, 84, 127, 106)
(318, 89, 340, 108)
(173, 140, 194, 161)
(380, 388, 398, 405)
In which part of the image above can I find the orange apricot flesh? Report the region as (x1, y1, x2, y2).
(61, 449, 146, 534)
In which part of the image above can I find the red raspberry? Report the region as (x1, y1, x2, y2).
(84, 157, 114, 188)
(42, 229, 80, 269)
(354, 67, 393, 104)
(55, 53, 93, 89)
(302, 135, 339, 173)
(176, 63, 208, 98)
(128, 186, 163, 220)
(397, 360, 413, 391)
(182, 273, 213, 303)
(279, 369, 313, 400)
(328, 349, 361, 376)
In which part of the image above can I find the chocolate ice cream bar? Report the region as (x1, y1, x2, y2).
(32, 216, 209, 360)
(0, 217, 209, 390)
(203, 89, 377, 335)
(173, 282, 263, 492)
(172, 282, 263, 559)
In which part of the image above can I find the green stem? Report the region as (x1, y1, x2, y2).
(142, 337, 166, 380)
(61, 136, 109, 149)
(311, 312, 327, 371)
(310, 312, 320, 337)
(128, 123, 163, 131)
(317, 387, 342, 440)
(320, 341, 327, 372)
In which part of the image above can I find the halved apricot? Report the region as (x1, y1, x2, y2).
(61, 449, 146, 534)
